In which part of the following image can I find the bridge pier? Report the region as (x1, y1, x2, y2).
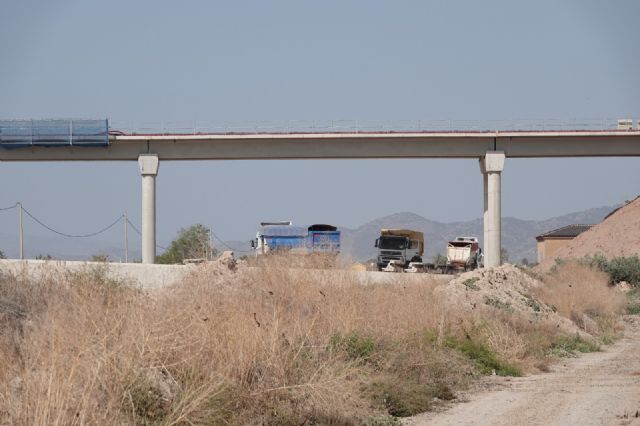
(138, 154, 159, 264)
(480, 151, 505, 268)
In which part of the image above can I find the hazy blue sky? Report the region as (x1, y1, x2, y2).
(0, 0, 639, 258)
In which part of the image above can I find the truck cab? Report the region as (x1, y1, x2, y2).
(375, 229, 424, 271)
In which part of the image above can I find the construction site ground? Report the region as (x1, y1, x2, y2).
(406, 315, 640, 426)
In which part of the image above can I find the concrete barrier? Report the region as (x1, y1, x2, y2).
(0, 259, 453, 290)
(0, 259, 193, 289)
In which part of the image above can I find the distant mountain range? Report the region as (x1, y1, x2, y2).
(337, 206, 616, 263)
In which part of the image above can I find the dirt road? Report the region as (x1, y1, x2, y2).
(406, 316, 640, 426)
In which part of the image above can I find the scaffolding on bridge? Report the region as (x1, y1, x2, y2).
(0, 119, 109, 149)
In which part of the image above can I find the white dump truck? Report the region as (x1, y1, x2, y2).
(446, 236, 482, 271)
(375, 229, 424, 271)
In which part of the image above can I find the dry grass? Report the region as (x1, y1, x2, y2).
(534, 262, 626, 337)
(0, 259, 626, 425)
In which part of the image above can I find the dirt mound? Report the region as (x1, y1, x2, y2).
(539, 196, 640, 270)
(435, 264, 578, 333)
(181, 251, 240, 284)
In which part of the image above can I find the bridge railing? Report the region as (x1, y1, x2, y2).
(108, 118, 630, 135)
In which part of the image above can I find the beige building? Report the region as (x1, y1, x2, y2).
(535, 224, 593, 263)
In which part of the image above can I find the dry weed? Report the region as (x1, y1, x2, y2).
(535, 262, 626, 335)
(0, 257, 627, 425)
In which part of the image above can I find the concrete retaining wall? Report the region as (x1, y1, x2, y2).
(0, 259, 193, 289)
(0, 259, 453, 290)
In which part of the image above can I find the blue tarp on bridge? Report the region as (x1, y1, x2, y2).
(0, 119, 109, 149)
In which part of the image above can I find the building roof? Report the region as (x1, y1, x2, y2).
(535, 224, 593, 241)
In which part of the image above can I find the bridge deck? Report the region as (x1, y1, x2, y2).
(0, 130, 639, 161)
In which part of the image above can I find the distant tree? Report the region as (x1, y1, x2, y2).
(91, 253, 109, 263)
(432, 253, 448, 267)
(521, 258, 530, 266)
(35, 254, 54, 260)
(156, 224, 215, 264)
(0, 249, 6, 259)
(500, 248, 509, 264)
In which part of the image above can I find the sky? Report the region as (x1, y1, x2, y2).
(0, 0, 639, 258)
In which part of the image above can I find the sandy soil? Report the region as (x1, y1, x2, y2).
(405, 316, 640, 426)
(538, 196, 640, 270)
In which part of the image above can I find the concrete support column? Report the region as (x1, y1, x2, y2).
(138, 154, 159, 264)
(479, 161, 489, 261)
(479, 151, 505, 268)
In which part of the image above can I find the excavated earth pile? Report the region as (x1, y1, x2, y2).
(435, 264, 579, 334)
(538, 196, 640, 270)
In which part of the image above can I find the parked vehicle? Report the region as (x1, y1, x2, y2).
(375, 229, 424, 271)
(307, 224, 341, 254)
(446, 236, 482, 271)
(251, 222, 341, 255)
(252, 222, 307, 255)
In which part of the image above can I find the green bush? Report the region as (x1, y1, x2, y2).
(607, 256, 640, 285)
(549, 334, 600, 357)
(626, 304, 640, 315)
(521, 293, 542, 312)
(364, 416, 403, 426)
(462, 277, 480, 290)
(368, 381, 433, 417)
(330, 332, 377, 361)
(445, 338, 521, 377)
(484, 296, 513, 312)
(581, 254, 640, 285)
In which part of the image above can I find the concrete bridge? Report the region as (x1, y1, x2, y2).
(2, 128, 640, 266)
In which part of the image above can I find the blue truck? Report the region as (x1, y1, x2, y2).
(251, 222, 340, 255)
(307, 224, 341, 253)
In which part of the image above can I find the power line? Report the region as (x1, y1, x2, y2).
(125, 217, 168, 251)
(126, 217, 249, 254)
(210, 229, 252, 253)
(125, 218, 141, 235)
(0, 203, 18, 212)
(2, 202, 249, 254)
(21, 206, 124, 238)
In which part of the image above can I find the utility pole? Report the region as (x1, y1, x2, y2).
(18, 202, 24, 260)
(124, 211, 129, 263)
(209, 225, 214, 260)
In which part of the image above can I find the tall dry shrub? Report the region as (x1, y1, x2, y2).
(154, 262, 450, 422)
(1, 261, 449, 424)
(2, 258, 625, 425)
(0, 267, 158, 425)
(534, 262, 626, 334)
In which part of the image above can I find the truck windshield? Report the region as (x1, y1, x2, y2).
(378, 237, 406, 250)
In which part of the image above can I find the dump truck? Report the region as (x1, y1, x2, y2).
(307, 224, 341, 253)
(252, 222, 307, 255)
(375, 229, 424, 271)
(251, 222, 341, 255)
(446, 236, 482, 271)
